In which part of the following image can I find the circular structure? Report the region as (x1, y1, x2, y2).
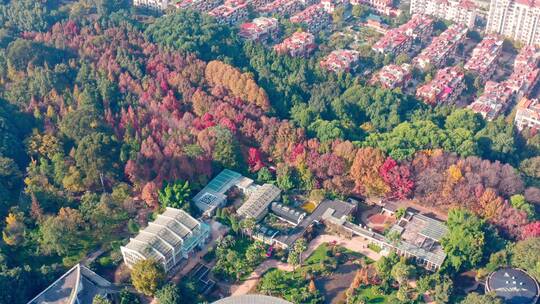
(485, 268, 540, 304)
(213, 295, 292, 304)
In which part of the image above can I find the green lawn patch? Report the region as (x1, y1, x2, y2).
(353, 285, 395, 303)
(306, 244, 329, 264)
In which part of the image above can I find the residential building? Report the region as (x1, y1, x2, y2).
(515, 97, 540, 130)
(416, 66, 465, 105)
(464, 35, 503, 82)
(372, 14, 434, 55)
(28, 264, 117, 304)
(258, 0, 305, 16)
(320, 49, 361, 73)
(469, 46, 540, 120)
(237, 184, 281, 221)
(290, 3, 331, 32)
(274, 31, 317, 57)
(321, 0, 350, 13)
(192, 169, 250, 217)
(370, 63, 412, 89)
(486, 0, 540, 46)
(208, 0, 250, 25)
(121, 208, 210, 273)
(239, 17, 280, 41)
(468, 81, 514, 120)
(134, 0, 169, 11)
(413, 24, 468, 70)
(410, 0, 477, 28)
(351, 0, 396, 15)
(176, 0, 222, 11)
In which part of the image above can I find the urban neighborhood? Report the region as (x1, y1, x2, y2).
(0, 0, 539, 303)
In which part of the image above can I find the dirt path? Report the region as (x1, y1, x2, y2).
(229, 234, 383, 296)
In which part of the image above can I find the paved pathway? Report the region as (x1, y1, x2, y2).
(230, 234, 383, 296)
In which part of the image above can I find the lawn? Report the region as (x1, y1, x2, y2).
(306, 243, 329, 264)
(353, 285, 396, 303)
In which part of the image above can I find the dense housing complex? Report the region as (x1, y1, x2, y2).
(469, 45, 540, 120)
(121, 208, 210, 273)
(416, 66, 465, 105)
(133, 0, 169, 10)
(372, 14, 434, 55)
(351, 0, 397, 15)
(464, 35, 503, 82)
(176, 0, 222, 11)
(413, 24, 468, 70)
(208, 0, 250, 25)
(290, 3, 332, 32)
(410, 0, 477, 27)
(486, 0, 540, 46)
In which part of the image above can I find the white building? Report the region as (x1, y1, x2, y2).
(486, 0, 540, 45)
(515, 97, 540, 130)
(121, 208, 210, 273)
(411, 0, 477, 28)
(133, 0, 169, 11)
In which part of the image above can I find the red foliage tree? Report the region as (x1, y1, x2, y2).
(521, 221, 540, 240)
(247, 147, 264, 172)
(379, 157, 414, 200)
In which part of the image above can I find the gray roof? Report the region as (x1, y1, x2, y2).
(486, 268, 540, 304)
(213, 295, 292, 304)
(389, 212, 448, 266)
(276, 199, 355, 247)
(271, 202, 306, 225)
(27, 264, 114, 304)
(237, 184, 281, 220)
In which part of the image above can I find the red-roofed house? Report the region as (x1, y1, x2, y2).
(239, 17, 280, 41)
(274, 31, 317, 57)
(370, 64, 412, 89)
(208, 0, 249, 25)
(320, 49, 361, 73)
(515, 97, 540, 130)
(464, 35, 503, 82)
(413, 24, 468, 70)
(290, 3, 331, 32)
(416, 66, 465, 105)
(372, 14, 434, 55)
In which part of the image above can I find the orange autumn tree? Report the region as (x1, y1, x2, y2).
(478, 188, 504, 220)
(205, 60, 270, 111)
(351, 147, 390, 197)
